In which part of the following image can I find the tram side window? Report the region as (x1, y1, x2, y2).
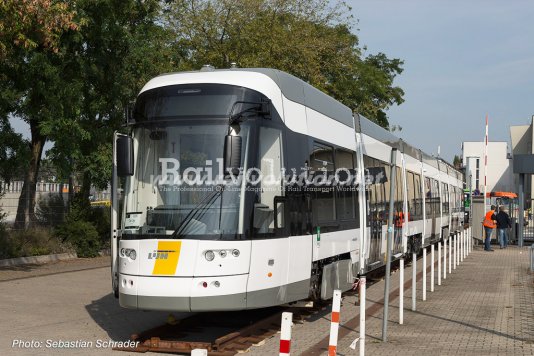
(253, 127, 284, 235)
(425, 177, 433, 218)
(459, 187, 463, 211)
(383, 161, 391, 219)
(364, 155, 379, 226)
(407, 171, 416, 218)
(414, 173, 422, 217)
(377, 161, 387, 223)
(334, 149, 358, 225)
(442, 183, 449, 214)
(310, 142, 335, 223)
(432, 179, 440, 216)
(363, 155, 372, 226)
(396, 166, 403, 213)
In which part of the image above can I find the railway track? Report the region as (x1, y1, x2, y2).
(114, 304, 328, 355)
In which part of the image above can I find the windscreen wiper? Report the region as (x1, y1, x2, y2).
(228, 100, 271, 125)
(170, 185, 224, 239)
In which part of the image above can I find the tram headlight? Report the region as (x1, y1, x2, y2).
(205, 250, 215, 261)
(122, 248, 137, 260)
(232, 249, 240, 257)
(219, 250, 227, 258)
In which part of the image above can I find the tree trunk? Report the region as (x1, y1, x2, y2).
(14, 123, 46, 229)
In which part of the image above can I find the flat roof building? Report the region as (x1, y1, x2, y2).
(462, 141, 512, 194)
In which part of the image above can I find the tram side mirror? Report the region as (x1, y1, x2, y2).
(223, 134, 242, 176)
(116, 136, 134, 177)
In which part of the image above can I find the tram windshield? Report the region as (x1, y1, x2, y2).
(121, 121, 250, 240)
(121, 84, 259, 240)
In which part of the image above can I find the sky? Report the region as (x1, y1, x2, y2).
(9, 0, 534, 163)
(348, 0, 534, 161)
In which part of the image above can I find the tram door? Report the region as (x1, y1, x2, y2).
(430, 179, 439, 239)
(393, 169, 404, 254)
(365, 156, 384, 266)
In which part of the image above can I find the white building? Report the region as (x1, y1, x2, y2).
(510, 116, 534, 208)
(462, 141, 513, 193)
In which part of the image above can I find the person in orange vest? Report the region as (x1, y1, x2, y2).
(394, 210, 404, 247)
(482, 205, 497, 252)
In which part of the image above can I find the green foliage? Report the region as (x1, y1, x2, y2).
(0, 228, 67, 259)
(45, 0, 175, 192)
(0, 0, 80, 58)
(0, 186, 7, 254)
(87, 206, 111, 247)
(0, 119, 29, 183)
(1, 0, 405, 232)
(35, 193, 67, 227)
(55, 219, 100, 258)
(453, 155, 462, 169)
(166, 0, 404, 127)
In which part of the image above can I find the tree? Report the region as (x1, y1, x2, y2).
(0, 0, 81, 228)
(0, 0, 79, 58)
(0, 119, 28, 230)
(1, 1, 174, 227)
(0, 119, 29, 184)
(165, 0, 404, 127)
(46, 0, 175, 202)
(453, 155, 462, 169)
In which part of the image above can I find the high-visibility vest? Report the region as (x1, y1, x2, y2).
(395, 211, 404, 227)
(483, 210, 496, 228)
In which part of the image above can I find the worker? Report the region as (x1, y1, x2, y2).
(482, 205, 497, 252)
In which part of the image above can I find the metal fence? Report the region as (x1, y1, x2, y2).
(0, 181, 110, 229)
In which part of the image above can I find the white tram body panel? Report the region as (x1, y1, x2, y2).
(112, 68, 465, 312)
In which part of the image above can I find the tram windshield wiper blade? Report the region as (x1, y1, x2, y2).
(170, 185, 224, 239)
(228, 100, 271, 125)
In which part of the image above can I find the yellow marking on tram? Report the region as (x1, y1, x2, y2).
(152, 241, 181, 275)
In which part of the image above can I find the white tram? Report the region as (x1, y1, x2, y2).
(111, 68, 464, 312)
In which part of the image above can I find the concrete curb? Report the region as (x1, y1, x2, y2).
(0, 252, 78, 267)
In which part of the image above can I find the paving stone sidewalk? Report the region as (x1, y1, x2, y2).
(0, 256, 110, 281)
(249, 244, 534, 355)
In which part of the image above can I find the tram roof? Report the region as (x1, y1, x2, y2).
(157, 68, 355, 128)
(155, 68, 460, 176)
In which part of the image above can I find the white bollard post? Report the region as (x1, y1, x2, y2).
(328, 290, 342, 356)
(458, 231, 461, 263)
(453, 233, 457, 270)
(449, 235, 453, 274)
(460, 231, 465, 262)
(443, 238, 447, 280)
(431, 244, 435, 292)
(192, 350, 208, 356)
(463, 229, 466, 260)
(279, 312, 293, 356)
(359, 277, 366, 356)
(423, 247, 426, 300)
(456, 233, 462, 266)
(412, 251, 416, 311)
(464, 229, 467, 258)
(460, 230, 463, 261)
(399, 258, 404, 325)
(466, 228, 469, 256)
(438, 240, 442, 286)
(460, 232, 463, 262)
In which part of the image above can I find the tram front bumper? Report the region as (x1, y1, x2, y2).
(118, 273, 248, 312)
